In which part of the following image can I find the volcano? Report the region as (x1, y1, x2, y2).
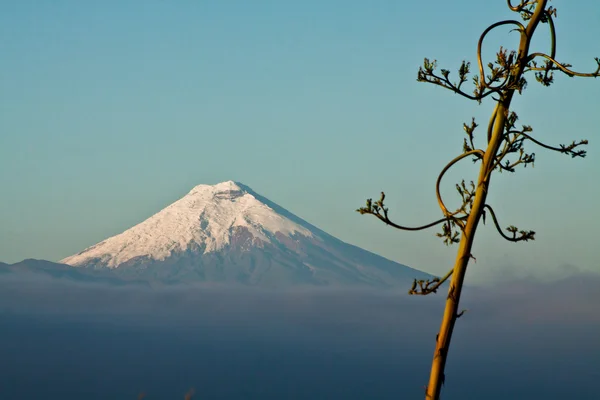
(60, 181, 426, 287)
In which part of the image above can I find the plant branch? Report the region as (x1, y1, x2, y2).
(483, 204, 536, 242)
(527, 53, 600, 78)
(436, 150, 485, 217)
(506, 0, 536, 13)
(512, 131, 588, 158)
(409, 267, 454, 296)
(417, 59, 497, 101)
(546, 9, 557, 60)
(476, 20, 526, 92)
(357, 192, 465, 231)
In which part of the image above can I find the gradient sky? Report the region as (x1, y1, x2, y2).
(1, 1, 599, 283)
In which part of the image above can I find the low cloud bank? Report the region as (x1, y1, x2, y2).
(1, 273, 599, 399)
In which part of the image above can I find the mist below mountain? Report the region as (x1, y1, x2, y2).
(2, 273, 599, 400)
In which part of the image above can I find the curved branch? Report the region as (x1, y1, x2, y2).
(408, 267, 454, 296)
(506, 0, 535, 12)
(483, 204, 536, 242)
(477, 20, 527, 91)
(436, 150, 485, 217)
(527, 53, 600, 77)
(375, 213, 458, 232)
(483, 204, 515, 241)
(357, 193, 467, 231)
(508, 130, 588, 157)
(546, 11, 557, 60)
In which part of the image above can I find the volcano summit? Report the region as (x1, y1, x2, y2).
(60, 181, 425, 287)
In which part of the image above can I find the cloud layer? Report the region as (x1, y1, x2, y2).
(1, 274, 599, 399)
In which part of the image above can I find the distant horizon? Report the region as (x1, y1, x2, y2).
(2, 176, 599, 286)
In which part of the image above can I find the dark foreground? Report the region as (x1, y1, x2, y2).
(1, 276, 599, 399)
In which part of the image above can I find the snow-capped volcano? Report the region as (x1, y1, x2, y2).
(61, 181, 426, 287)
(62, 181, 312, 268)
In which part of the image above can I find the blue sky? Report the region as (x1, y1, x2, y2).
(1, 0, 599, 283)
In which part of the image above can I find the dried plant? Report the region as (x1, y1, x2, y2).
(357, 1, 598, 398)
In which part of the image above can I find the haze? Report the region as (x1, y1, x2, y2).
(2, 274, 599, 399)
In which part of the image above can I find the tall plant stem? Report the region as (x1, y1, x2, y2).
(424, 3, 549, 398)
(425, 101, 507, 399)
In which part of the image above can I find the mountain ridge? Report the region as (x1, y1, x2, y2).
(52, 181, 429, 288)
(61, 181, 314, 268)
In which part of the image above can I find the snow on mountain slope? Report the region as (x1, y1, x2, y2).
(60, 181, 427, 287)
(61, 181, 313, 268)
